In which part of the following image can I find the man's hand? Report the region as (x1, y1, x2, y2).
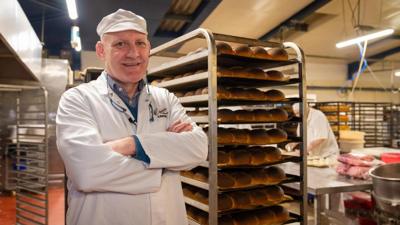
(106, 137, 136, 156)
(167, 120, 192, 133)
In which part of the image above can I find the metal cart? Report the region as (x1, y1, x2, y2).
(148, 28, 308, 225)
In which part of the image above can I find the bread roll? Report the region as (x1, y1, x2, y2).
(231, 171, 252, 187)
(216, 42, 234, 55)
(201, 87, 231, 99)
(249, 146, 282, 165)
(229, 66, 248, 78)
(186, 205, 196, 220)
(233, 213, 259, 225)
(265, 70, 285, 81)
(263, 185, 284, 204)
(218, 172, 236, 188)
(267, 48, 289, 61)
(195, 210, 209, 225)
(217, 67, 233, 77)
(246, 88, 265, 100)
(235, 110, 255, 122)
(184, 90, 196, 97)
(264, 146, 282, 162)
(265, 166, 286, 184)
(267, 128, 288, 143)
(250, 169, 268, 185)
(218, 127, 235, 144)
(229, 149, 251, 166)
(269, 108, 289, 121)
(218, 109, 236, 122)
(252, 46, 271, 59)
(218, 150, 230, 165)
(270, 205, 290, 223)
(195, 88, 204, 96)
(219, 216, 235, 225)
(193, 190, 208, 204)
(193, 168, 208, 182)
(249, 189, 269, 206)
(255, 208, 275, 224)
(244, 67, 266, 79)
(182, 185, 196, 198)
(174, 91, 185, 98)
(180, 170, 193, 178)
(249, 147, 268, 165)
(229, 191, 252, 209)
(232, 128, 251, 144)
(249, 129, 271, 145)
(150, 79, 162, 86)
(235, 45, 254, 58)
(229, 87, 245, 100)
(218, 194, 235, 211)
(264, 89, 285, 101)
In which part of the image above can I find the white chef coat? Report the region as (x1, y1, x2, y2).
(56, 72, 208, 225)
(305, 108, 339, 158)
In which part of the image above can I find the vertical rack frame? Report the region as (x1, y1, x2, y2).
(7, 85, 49, 225)
(149, 29, 307, 225)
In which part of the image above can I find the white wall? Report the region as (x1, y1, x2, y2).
(80, 50, 400, 103)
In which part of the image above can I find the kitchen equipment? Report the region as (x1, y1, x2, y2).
(369, 163, 400, 217)
(381, 152, 400, 164)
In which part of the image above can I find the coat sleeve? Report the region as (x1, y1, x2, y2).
(136, 90, 208, 171)
(56, 88, 162, 194)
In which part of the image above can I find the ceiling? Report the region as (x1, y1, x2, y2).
(17, 0, 400, 73)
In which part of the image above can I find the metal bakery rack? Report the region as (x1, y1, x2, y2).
(148, 28, 308, 225)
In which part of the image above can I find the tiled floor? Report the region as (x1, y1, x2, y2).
(0, 186, 65, 225)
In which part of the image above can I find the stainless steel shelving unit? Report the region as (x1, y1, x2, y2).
(352, 102, 392, 147)
(314, 102, 353, 139)
(0, 85, 49, 225)
(149, 28, 307, 225)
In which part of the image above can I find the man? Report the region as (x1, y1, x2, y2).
(56, 9, 208, 225)
(292, 103, 339, 159)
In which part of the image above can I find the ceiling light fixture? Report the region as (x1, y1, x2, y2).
(336, 29, 394, 48)
(66, 0, 78, 20)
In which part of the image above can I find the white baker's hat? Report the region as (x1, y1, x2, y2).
(96, 9, 147, 37)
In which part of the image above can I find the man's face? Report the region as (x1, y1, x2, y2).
(96, 30, 150, 84)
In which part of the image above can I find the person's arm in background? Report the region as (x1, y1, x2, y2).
(56, 88, 162, 194)
(308, 138, 326, 153)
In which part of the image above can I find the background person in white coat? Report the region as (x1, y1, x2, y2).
(291, 103, 339, 159)
(56, 9, 208, 225)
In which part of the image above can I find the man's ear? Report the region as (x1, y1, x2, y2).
(95, 41, 105, 60)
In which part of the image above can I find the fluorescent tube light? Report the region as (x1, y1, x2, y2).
(66, 0, 78, 20)
(395, 71, 400, 77)
(71, 26, 81, 51)
(336, 29, 394, 48)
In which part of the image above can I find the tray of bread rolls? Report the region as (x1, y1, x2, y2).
(180, 166, 300, 192)
(147, 42, 298, 78)
(186, 203, 295, 225)
(217, 146, 300, 169)
(183, 184, 294, 213)
(188, 108, 301, 125)
(150, 68, 300, 91)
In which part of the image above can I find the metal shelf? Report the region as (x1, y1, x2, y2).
(180, 95, 301, 107)
(192, 115, 301, 124)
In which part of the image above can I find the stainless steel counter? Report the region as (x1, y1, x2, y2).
(280, 162, 373, 225)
